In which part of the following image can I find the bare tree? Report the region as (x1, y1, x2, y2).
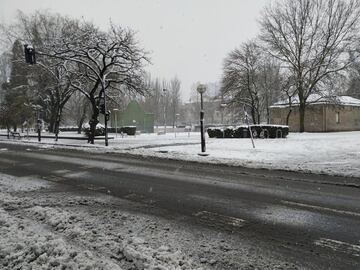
(260, 0, 360, 132)
(43, 21, 149, 143)
(34, 62, 75, 136)
(347, 56, 360, 99)
(169, 77, 181, 127)
(256, 55, 283, 124)
(64, 90, 90, 133)
(0, 11, 80, 134)
(221, 41, 266, 124)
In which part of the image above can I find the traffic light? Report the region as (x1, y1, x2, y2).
(24, 44, 36, 65)
(105, 111, 111, 121)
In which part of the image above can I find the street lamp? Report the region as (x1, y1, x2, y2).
(113, 108, 119, 138)
(33, 105, 42, 142)
(162, 89, 167, 134)
(197, 84, 207, 154)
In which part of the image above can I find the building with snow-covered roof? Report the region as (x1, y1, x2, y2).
(270, 95, 360, 132)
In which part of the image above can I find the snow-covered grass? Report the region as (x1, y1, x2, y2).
(1, 130, 360, 178)
(151, 131, 360, 177)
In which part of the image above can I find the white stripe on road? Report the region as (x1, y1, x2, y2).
(281, 200, 360, 218)
(314, 238, 360, 257)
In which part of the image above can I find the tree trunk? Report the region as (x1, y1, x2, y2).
(54, 108, 62, 141)
(251, 107, 257, 124)
(266, 107, 270, 124)
(87, 98, 99, 144)
(88, 116, 98, 144)
(299, 102, 305, 132)
(286, 108, 292, 126)
(77, 115, 86, 134)
(48, 110, 57, 133)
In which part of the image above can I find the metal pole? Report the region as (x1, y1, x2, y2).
(200, 93, 206, 152)
(164, 103, 166, 134)
(115, 111, 118, 138)
(37, 111, 41, 142)
(103, 76, 108, 146)
(245, 112, 255, 149)
(248, 125, 255, 148)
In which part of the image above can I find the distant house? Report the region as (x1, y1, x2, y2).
(270, 95, 360, 132)
(112, 100, 154, 133)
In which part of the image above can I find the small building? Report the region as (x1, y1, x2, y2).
(112, 100, 154, 133)
(270, 95, 360, 132)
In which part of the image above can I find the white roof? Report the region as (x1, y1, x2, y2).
(271, 94, 360, 108)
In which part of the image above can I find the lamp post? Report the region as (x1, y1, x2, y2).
(244, 106, 255, 149)
(34, 105, 42, 142)
(113, 108, 119, 138)
(162, 89, 167, 134)
(197, 84, 207, 154)
(37, 111, 41, 142)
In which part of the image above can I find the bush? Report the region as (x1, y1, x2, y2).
(214, 128, 224, 138)
(207, 124, 289, 139)
(83, 123, 105, 137)
(120, 126, 136, 136)
(59, 127, 79, 132)
(224, 127, 234, 138)
(207, 128, 217, 138)
(233, 126, 248, 138)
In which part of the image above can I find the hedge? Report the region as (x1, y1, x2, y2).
(207, 125, 289, 139)
(84, 123, 105, 137)
(119, 126, 136, 136)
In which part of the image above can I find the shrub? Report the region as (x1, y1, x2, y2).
(59, 127, 79, 132)
(207, 128, 216, 138)
(233, 126, 248, 138)
(207, 125, 289, 139)
(83, 123, 105, 137)
(120, 126, 136, 136)
(224, 127, 234, 138)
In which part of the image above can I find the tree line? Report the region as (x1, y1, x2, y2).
(0, 11, 185, 139)
(221, 0, 360, 132)
(0, 11, 149, 143)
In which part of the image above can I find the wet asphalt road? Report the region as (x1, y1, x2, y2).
(0, 142, 359, 269)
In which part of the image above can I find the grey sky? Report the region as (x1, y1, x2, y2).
(0, 0, 269, 100)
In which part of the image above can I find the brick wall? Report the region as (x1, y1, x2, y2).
(270, 104, 360, 132)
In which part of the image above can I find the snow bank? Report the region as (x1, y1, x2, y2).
(0, 173, 202, 270)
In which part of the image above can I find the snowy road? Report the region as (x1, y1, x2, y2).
(0, 142, 359, 269)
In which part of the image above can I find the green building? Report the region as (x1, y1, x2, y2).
(112, 100, 154, 133)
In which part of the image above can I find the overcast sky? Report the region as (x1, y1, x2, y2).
(0, 0, 270, 100)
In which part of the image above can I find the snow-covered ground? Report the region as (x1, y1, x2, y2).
(1, 130, 360, 178)
(0, 172, 295, 270)
(0, 173, 202, 270)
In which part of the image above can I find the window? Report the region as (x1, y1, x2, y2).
(336, 112, 340, 124)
